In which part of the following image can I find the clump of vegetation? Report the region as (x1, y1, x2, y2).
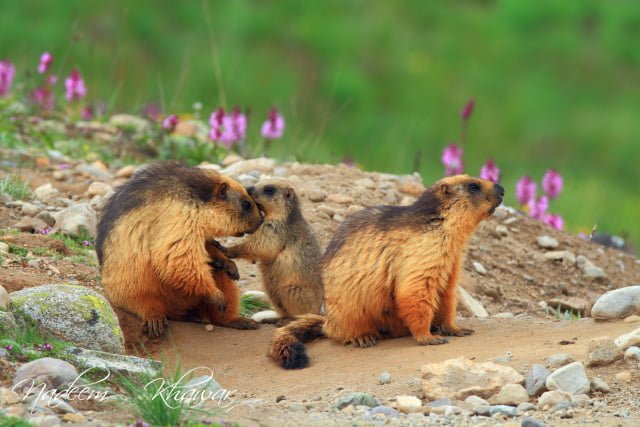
(545, 304, 582, 321)
(0, 319, 70, 362)
(0, 174, 31, 201)
(239, 294, 271, 318)
(0, 414, 34, 427)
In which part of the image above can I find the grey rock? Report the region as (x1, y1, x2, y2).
(0, 348, 9, 359)
(13, 357, 79, 392)
(522, 416, 547, 427)
(490, 383, 529, 406)
(34, 183, 60, 201)
(614, 327, 640, 350)
(457, 287, 489, 318)
(14, 216, 49, 233)
(624, 346, 640, 361)
(592, 286, 640, 320)
(589, 377, 610, 393)
(0, 310, 18, 337)
(576, 255, 605, 278)
(76, 164, 113, 180)
(26, 415, 62, 427)
(570, 394, 591, 407)
(586, 336, 622, 366)
(525, 364, 550, 396)
(36, 211, 56, 227)
(421, 357, 524, 400)
(21, 202, 40, 216)
(369, 405, 399, 418)
(464, 395, 490, 415)
(53, 203, 97, 238)
(517, 402, 537, 414)
(427, 398, 452, 407)
(27, 394, 77, 414)
(378, 372, 392, 385)
(536, 235, 558, 249)
(538, 390, 571, 410)
(10, 284, 124, 353)
(545, 362, 590, 395)
(542, 251, 576, 265)
(86, 181, 113, 198)
(489, 405, 517, 417)
(334, 392, 380, 410)
(0, 284, 8, 310)
(546, 353, 575, 368)
(66, 347, 162, 381)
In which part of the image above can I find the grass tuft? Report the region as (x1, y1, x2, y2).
(239, 294, 271, 318)
(0, 175, 32, 201)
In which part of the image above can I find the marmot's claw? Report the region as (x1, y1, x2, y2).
(352, 335, 377, 348)
(143, 318, 167, 337)
(439, 326, 475, 337)
(416, 336, 449, 346)
(209, 258, 240, 280)
(227, 317, 259, 330)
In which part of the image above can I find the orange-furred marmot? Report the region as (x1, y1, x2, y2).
(96, 161, 264, 337)
(269, 175, 504, 368)
(221, 180, 324, 321)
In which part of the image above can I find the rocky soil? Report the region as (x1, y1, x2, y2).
(1, 148, 640, 426)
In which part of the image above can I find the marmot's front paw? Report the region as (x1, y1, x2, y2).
(439, 325, 474, 337)
(143, 317, 168, 338)
(209, 258, 240, 280)
(226, 317, 259, 330)
(415, 335, 449, 345)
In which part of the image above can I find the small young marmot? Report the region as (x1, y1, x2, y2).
(269, 174, 504, 368)
(220, 179, 324, 321)
(96, 161, 264, 337)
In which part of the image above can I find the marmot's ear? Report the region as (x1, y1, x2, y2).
(214, 182, 229, 199)
(440, 183, 452, 195)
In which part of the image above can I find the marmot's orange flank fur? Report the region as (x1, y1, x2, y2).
(96, 161, 263, 337)
(269, 175, 504, 368)
(222, 180, 324, 321)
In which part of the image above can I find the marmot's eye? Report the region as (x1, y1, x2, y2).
(264, 186, 276, 195)
(241, 200, 252, 211)
(469, 183, 481, 193)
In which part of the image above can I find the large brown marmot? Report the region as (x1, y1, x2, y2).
(269, 174, 504, 368)
(220, 179, 324, 321)
(96, 161, 263, 337)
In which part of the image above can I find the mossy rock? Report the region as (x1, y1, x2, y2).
(9, 284, 124, 353)
(0, 311, 17, 339)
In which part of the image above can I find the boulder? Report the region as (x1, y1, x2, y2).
(13, 357, 79, 392)
(545, 362, 590, 395)
(591, 286, 640, 320)
(10, 284, 124, 353)
(53, 203, 97, 238)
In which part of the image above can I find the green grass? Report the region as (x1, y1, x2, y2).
(0, 1, 638, 246)
(50, 231, 94, 255)
(547, 304, 582, 321)
(7, 244, 28, 259)
(239, 294, 271, 318)
(0, 175, 31, 201)
(0, 415, 33, 427)
(0, 319, 71, 362)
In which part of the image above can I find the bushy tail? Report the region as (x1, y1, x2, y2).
(268, 314, 325, 369)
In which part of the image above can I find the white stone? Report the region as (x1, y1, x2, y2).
(592, 286, 640, 320)
(457, 287, 489, 318)
(489, 383, 529, 406)
(623, 346, 640, 361)
(576, 255, 605, 278)
(396, 395, 423, 413)
(53, 203, 97, 238)
(537, 235, 559, 249)
(0, 284, 9, 310)
(86, 181, 113, 198)
(538, 390, 571, 410)
(615, 328, 640, 351)
(34, 183, 60, 201)
(473, 262, 487, 275)
(545, 362, 590, 395)
(542, 251, 576, 265)
(251, 310, 279, 322)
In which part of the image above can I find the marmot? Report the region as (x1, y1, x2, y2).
(220, 179, 324, 321)
(96, 161, 264, 337)
(269, 174, 504, 368)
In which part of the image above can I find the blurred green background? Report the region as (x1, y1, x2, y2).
(1, 0, 639, 245)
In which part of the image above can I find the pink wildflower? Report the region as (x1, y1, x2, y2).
(543, 213, 564, 230)
(0, 61, 16, 97)
(528, 195, 549, 220)
(441, 143, 464, 176)
(479, 159, 500, 183)
(541, 169, 563, 199)
(231, 107, 247, 140)
(260, 107, 285, 139)
(38, 52, 53, 74)
(162, 114, 179, 132)
(81, 105, 94, 120)
(461, 98, 475, 121)
(64, 69, 87, 101)
(32, 87, 54, 111)
(515, 176, 537, 205)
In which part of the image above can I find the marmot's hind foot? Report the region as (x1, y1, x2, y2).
(351, 335, 378, 348)
(440, 326, 474, 337)
(416, 335, 449, 345)
(142, 317, 168, 337)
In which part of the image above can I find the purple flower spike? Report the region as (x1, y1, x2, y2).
(541, 169, 563, 199)
(231, 106, 247, 141)
(38, 52, 54, 74)
(543, 213, 564, 230)
(528, 195, 549, 220)
(5, 344, 13, 351)
(64, 69, 87, 102)
(260, 107, 285, 139)
(162, 114, 179, 132)
(441, 143, 464, 176)
(479, 159, 500, 183)
(460, 98, 475, 121)
(0, 61, 16, 97)
(515, 176, 537, 205)
(82, 240, 91, 247)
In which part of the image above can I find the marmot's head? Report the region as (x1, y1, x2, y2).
(421, 174, 504, 227)
(197, 171, 264, 237)
(246, 179, 299, 222)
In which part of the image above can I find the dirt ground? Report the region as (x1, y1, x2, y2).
(1, 159, 640, 425)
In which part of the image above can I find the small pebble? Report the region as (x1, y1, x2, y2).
(378, 372, 392, 385)
(205, 324, 214, 332)
(473, 261, 487, 275)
